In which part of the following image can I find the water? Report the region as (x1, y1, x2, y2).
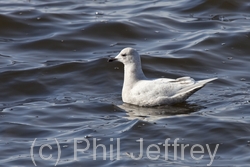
(0, 0, 250, 166)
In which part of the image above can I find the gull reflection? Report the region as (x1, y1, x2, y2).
(116, 102, 204, 122)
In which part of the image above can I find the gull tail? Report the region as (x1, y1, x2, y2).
(172, 77, 217, 101)
(196, 77, 218, 85)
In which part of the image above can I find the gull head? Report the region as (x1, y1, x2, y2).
(108, 47, 141, 65)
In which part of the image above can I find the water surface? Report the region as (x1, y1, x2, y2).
(1, 0, 250, 166)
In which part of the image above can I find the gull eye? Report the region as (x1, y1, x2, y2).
(121, 53, 126, 57)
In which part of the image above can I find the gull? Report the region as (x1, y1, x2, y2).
(108, 47, 217, 107)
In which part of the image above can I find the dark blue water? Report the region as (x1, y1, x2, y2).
(1, 0, 250, 166)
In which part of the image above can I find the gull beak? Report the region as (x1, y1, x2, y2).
(107, 57, 117, 62)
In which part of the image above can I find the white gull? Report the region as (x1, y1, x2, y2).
(108, 47, 217, 107)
